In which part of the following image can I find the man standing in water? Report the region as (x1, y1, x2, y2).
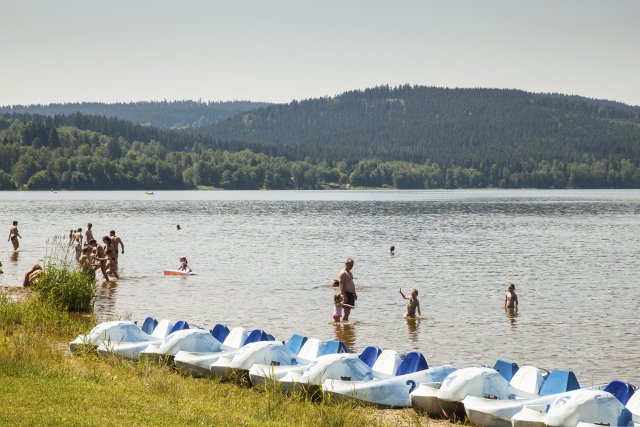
(109, 230, 124, 258)
(85, 223, 95, 247)
(339, 258, 357, 321)
(8, 221, 21, 251)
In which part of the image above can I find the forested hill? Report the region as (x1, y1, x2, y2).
(0, 100, 270, 129)
(2, 85, 640, 191)
(199, 85, 640, 165)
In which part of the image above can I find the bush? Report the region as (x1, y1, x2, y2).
(33, 265, 97, 312)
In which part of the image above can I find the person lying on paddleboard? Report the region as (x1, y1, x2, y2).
(178, 256, 192, 273)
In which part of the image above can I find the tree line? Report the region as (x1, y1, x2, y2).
(0, 100, 269, 129)
(1, 114, 639, 191)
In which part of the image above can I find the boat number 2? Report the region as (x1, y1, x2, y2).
(554, 396, 570, 408)
(406, 380, 417, 393)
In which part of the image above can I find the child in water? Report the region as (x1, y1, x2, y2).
(178, 256, 192, 273)
(332, 293, 354, 322)
(399, 288, 421, 318)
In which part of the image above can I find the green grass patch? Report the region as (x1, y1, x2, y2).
(1, 295, 443, 426)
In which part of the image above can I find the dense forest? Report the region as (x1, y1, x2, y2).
(1, 86, 640, 190)
(201, 85, 640, 165)
(0, 100, 269, 129)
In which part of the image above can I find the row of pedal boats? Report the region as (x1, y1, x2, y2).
(70, 317, 640, 426)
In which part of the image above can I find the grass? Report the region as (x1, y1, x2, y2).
(0, 294, 457, 426)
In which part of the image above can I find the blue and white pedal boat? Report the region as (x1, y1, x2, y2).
(625, 387, 640, 426)
(248, 339, 349, 388)
(96, 319, 189, 359)
(174, 327, 272, 377)
(461, 369, 582, 427)
(69, 317, 172, 356)
(410, 359, 521, 419)
(323, 351, 456, 408)
(138, 328, 225, 364)
(209, 334, 308, 381)
(508, 380, 636, 427)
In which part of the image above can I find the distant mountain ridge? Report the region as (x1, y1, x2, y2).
(0, 100, 270, 129)
(198, 85, 640, 165)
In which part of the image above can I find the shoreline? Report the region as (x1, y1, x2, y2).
(0, 285, 30, 303)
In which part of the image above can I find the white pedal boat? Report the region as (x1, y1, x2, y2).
(625, 386, 640, 426)
(209, 334, 309, 381)
(323, 351, 457, 408)
(138, 323, 230, 363)
(174, 327, 273, 377)
(96, 319, 189, 359)
(508, 380, 636, 427)
(248, 339, 350, 388)
(460, 367, 571, 427)
(69, 317, 173, 355)
(138, 328, 224, 363)
(410, 359, 521, 419)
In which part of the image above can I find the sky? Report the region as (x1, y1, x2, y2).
(1, 0, 639, 106)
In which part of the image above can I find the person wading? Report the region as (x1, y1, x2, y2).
(338, 258, 357, 321)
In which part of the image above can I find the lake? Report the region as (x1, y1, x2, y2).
(1, 189, 638, 386)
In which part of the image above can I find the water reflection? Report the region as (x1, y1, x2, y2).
(406, 317, 421, 343)
(505, 308, 518, 327)
(10, 251, 19, 263)
(94, 280, 119, 320)
(333, 322, 357, 350)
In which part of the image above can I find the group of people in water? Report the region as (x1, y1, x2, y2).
(71, 223, 125, 282)
(4, 220, 126, 286)
(330, 250, 518, 323)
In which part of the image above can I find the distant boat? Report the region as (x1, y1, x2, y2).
(144, 191, 155, 195)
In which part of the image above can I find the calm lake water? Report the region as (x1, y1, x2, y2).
(1, 189, 638, 385)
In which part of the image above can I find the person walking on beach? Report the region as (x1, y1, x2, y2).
(399, 288, 421, 318)
(338, 258, 357, 321)
(8, 221, 21, 251)
(504, 282, 518, 313)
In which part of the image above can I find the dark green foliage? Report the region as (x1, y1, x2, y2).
(1, 85, 640, 190)
(32, 265, 97, 312)
(0, 100, 271, 129)
(200, 85, 640, 165)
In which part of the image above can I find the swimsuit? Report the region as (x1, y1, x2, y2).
(332, 305, 343, 321)
(344, 292, 356, 306)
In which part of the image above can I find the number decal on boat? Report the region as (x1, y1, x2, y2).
(406, 379, 417, 393)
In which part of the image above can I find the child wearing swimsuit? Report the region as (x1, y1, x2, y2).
(332, 294, 354, 322)
(399, 288, 422, 318)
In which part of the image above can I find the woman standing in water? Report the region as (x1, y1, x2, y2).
(504, 283, 518, 313)
(8, 221, 21, 251)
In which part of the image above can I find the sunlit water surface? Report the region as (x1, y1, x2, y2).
(1, 189, 638, 385)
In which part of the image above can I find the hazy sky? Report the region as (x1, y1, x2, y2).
(1, 0, 639, 106)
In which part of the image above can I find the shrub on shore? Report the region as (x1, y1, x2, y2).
(27, 235, 98, 312)
(32, 264, 97, 312)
